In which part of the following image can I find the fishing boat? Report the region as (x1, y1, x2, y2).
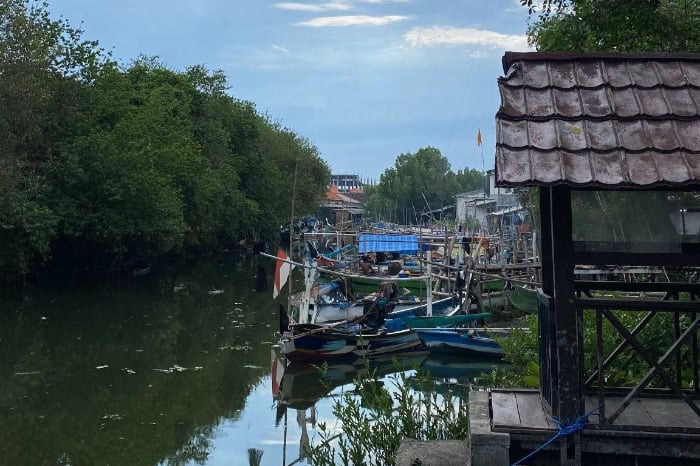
(280, 318, 424, 362)
(506, 284, 538, 313)
(413, 328, 504, 357)
(384, 312, 492, 332)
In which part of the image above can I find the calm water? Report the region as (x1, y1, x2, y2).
(0, 254, 501, 466)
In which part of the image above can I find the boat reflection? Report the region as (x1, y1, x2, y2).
(274, 351, 428, 410)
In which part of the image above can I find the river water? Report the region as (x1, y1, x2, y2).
(0, 254, 500, 466)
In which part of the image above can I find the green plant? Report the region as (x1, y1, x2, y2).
(306, 364, 469, 466)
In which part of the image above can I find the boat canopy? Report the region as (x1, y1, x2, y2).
(358, 234, 419, 254)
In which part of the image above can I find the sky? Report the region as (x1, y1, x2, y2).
(50, 0, 532, 179)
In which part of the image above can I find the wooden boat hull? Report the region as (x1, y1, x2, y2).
(414, 329, 504, 357)
(507, 285, 538, 313)
(281, 324, 424, 362)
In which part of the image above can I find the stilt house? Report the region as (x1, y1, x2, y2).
(470, 52, 700, 466)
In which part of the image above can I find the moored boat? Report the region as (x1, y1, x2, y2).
(280, 322, 424, 362)
(413, 328, 504, 357)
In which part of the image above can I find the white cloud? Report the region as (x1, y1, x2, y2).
(271, 44, 290, 53)
(296, 15, 408, 27)
(404, 26, 529, 51)
(356, 0, 409, 3)
(274, 2, 353, 12)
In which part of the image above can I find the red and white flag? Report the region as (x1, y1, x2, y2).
(273, 248, 292, 299)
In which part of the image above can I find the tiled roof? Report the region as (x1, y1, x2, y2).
(496, 52, 700, 187)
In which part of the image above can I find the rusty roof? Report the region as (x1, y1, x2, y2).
(496, 52, 700, 188)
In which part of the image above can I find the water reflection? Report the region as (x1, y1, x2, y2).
(272, 350, 504, 465)
(0, 254, 278, 466)
(0, 254, 507, 466)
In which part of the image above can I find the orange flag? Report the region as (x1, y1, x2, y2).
(477, 128, 482, 146)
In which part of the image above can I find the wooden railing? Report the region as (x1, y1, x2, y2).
(537, 288, 557, 413)
(574, 280, 700, 427)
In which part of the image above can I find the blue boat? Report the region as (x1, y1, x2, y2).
(413, 328, 504, 357)
(280, 323, 424, 362)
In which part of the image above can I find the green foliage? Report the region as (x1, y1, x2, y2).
(306, 365, 469, 466)
(526, 0, 700, 52)
(482, 309, 697, 390)
(365, 147, 484, 224)
(0, 1, 330, 280)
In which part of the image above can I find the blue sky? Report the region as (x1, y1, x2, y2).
(51, 0, 532, 179)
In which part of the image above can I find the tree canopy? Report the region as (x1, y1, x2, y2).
(0, 1, 330, 280)
(525, 0, 700, 52)
(364, 147, 484, 224)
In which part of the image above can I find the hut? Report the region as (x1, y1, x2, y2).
(469, 52, 700, 466)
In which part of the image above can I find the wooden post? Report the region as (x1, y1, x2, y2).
(549, 186, 582, 466)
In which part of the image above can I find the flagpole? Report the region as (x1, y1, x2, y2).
(288, 162, 299, 310)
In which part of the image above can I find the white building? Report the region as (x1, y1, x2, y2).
(455, 169, 519, 234)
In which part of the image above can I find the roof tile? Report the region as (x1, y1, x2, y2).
(664, 88, 698, 116)
(560, 151, 593, 184)
(676, 120, 700, 151)
(610, 88, 642, 117)
(626, 61, 660, 87)
(498, 119, 529, 147)
(498, 86, 526, 117)
(496, 53, 700, 187)
(531, 150, 562, 183)
(528, 120, 558, 150)
(574, 61, 605, 87)
(636, 88, 669, 116)
(586, 120, 618, 150)
(553, 88, 583, 117)
(522, 62, 550, 88)
(497, 147, 531, 183)
(580, 88, 612, 117)
(525, 88, 555, 117)
(653, 61, 686, 87)
(680, 62, 700, 87)
(654, 152, 692, 183)
(625, 152, 660, 185)
(616, 120, 650, 151)
(590, 151, 626, 185)
(603, 61, 633, 87)
(645, 120, 680, 151)
(557, 120, 587, 151)
(549, 61, 577, 88)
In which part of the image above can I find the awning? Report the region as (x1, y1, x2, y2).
(358, 234, 418, 254)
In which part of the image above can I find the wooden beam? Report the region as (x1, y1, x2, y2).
(576, 298, 699, 312)
(550, 186, 582, 466)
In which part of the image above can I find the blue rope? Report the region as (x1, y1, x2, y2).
(510, 405, 601, 466)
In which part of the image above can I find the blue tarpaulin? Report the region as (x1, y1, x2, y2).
(357, 234, 418, 254)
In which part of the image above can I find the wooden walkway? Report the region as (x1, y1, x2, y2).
(492, 390, 700, 434)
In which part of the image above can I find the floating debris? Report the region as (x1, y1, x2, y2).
(41, 316, 47, 321)
(102, 414, 123, 421)
(122, 368, 136, 375)
(14, 371, 40, 376)
(243, 365, 262, 369)
(208, 289, 224, 295)
(173, 283, 186, 292)
(152, 364, 198, 373)
(95, 365, 109, 370)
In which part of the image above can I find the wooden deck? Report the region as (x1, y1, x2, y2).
(491, 390, 700, 459)
(492, 390, 700, 434)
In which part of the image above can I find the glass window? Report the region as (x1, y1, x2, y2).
(571, 191, 700, 254)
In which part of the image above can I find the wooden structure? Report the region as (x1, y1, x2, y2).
(484, 52, 700, 465)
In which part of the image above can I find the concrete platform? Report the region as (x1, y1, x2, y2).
(396, 439, 469, 466)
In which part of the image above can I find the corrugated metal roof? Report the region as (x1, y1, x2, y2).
(357, 234, 418, 254)
(496, 52, 700, 187)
